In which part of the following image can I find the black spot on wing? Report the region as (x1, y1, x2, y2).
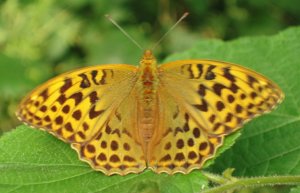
(198, 84, 206, 97)
(72, 110, 82, 120)
(216, 101, 225, 111)
(213, 83, 226, 96)
(223, 68, 236, 82)
(91, 70, 99, 85)
(99, 70, 108, 84)
(89, 91, 99, 103)
(195, 64, 203, 79)
(205, 65, 216, 80)
(57, 94, 67, 105)
(39, 89, 49, 101)
(79, 73, 91, 88)
(183, 64, 193, 79)
(193, 99, 208, 112)
(69, 92, 83, 105)
(60, 79, 72, 93)
(248, 75, 259, 88)
(229, 83, 239, 93)
(89, 106, 104, 119)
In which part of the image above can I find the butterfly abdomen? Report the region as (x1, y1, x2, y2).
(138, 50, 159, 143)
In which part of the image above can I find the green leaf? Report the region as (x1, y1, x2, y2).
(166, 27, 300, 177)
(0, 126, 208, 193)
(1, 26, 300, 192)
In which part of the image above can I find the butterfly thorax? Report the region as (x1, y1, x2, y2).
(137, 50, 159, 145)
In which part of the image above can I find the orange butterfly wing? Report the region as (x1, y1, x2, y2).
(17, 64, 147, 175)
(147, 60, 284, 174)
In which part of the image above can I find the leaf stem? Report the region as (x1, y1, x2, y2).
(201, 172, 300, 193)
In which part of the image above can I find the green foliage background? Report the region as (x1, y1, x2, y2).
(0, 0, 300, 193)
(1, 0, 300, 132)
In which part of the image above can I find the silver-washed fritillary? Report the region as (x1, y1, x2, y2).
(16, 49, 284, 175)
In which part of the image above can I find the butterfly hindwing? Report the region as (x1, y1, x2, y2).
(148, 86, 224, 173)
(71, 89, 146, 175)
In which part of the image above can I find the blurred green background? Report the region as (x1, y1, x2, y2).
(1, 0, 300, 133)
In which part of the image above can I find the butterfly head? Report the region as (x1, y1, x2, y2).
(140, 50, 157, 67)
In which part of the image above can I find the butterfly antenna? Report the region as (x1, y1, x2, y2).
(151, 12, 189, 50)
(105, 14, 143, 50)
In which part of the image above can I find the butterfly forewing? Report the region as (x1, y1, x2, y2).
(159, 60, 284, 135)
(17, 64, 148, 175)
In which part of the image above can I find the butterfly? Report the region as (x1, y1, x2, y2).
(16, 49, 284, 175)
